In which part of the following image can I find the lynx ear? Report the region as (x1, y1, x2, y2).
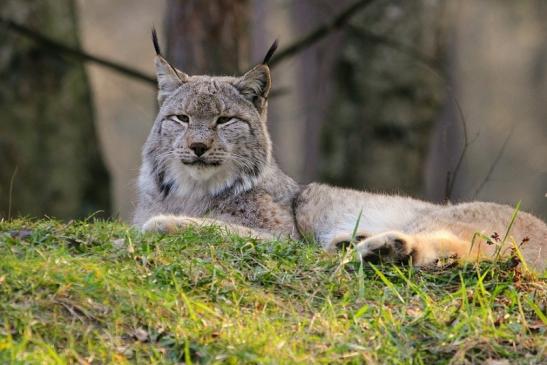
(152, 28, 188, 105)
(155, 57, 188, 104)
(234, 64, 271, 111)
(262, 39, 278, 66)
(234, 40, 277, 111)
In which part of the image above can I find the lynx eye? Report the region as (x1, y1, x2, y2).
(172, 114, 189, 124)
(216, 116, 233, 125)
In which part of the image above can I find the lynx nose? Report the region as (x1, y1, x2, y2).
(190, 142, 209, 157)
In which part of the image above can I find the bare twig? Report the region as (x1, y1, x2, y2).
(442, 83, 482, 201)
(0, 17, 157, 85)
(473, 125, 515, 198)
(444, 94, 468, 200)
(7, 166, 17, 220)
(269, 0, 377, 67)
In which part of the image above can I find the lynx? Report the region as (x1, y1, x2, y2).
(135, 32, 546, 271)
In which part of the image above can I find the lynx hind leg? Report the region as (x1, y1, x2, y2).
(142, 214, 272, 239)
(356, 230, 474, 266)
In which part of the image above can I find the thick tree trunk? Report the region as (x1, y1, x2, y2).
(0, 0, 110, 219)
(165, 0, 250, 75)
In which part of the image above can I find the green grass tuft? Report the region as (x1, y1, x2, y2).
(0, 218, 545, 364)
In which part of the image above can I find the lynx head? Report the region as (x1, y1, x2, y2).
(143, 30, 278, 198)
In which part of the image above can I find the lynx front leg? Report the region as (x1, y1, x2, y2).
(142, 214, 273, 240)
(356, 230, 479, 266)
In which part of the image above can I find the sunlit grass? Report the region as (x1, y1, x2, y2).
(0, 218, 545, 364)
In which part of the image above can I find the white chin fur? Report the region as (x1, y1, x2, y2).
(169, 159, 249, 196)
(184, 163, 222, 181)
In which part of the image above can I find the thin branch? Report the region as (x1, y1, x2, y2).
(1, 0, 377, 86)
(7, 166, 17, 220)
(473, 125, 515, 198)
(444, 93, 469, 200)
(346, 24, 439, 71)
(1, 18, 292, 97)
(269, 0, 377, 67)
(0, 17, 157, 85)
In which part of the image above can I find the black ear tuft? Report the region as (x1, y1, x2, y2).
(262, 39, 279, 66)
(152, 27, 161, 56)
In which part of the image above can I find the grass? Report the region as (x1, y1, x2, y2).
(0, 218, 545, 364)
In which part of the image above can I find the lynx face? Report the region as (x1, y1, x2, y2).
(143, 56, 273, 197)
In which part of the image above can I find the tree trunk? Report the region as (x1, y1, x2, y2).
(0, 0, 110, 219)
(291, 0, 347, 183)
(165, 0, 250, 75)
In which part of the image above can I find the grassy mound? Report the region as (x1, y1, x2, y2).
(0, 219, 545, 364)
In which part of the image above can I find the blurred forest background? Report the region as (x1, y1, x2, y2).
(0, 0, 545, 222)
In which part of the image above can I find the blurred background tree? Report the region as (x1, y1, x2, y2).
(0, 0, 110, 219)
(425, 1, 547, 211)
(165, 0, 250, 75)
(319, 1, 446, 195)
(1, 0, 545, 221)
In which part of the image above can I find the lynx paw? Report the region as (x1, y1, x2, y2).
(142, 215, 199, 234)
(356, 231, 415, 264)
(329, 232, 368, 251)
